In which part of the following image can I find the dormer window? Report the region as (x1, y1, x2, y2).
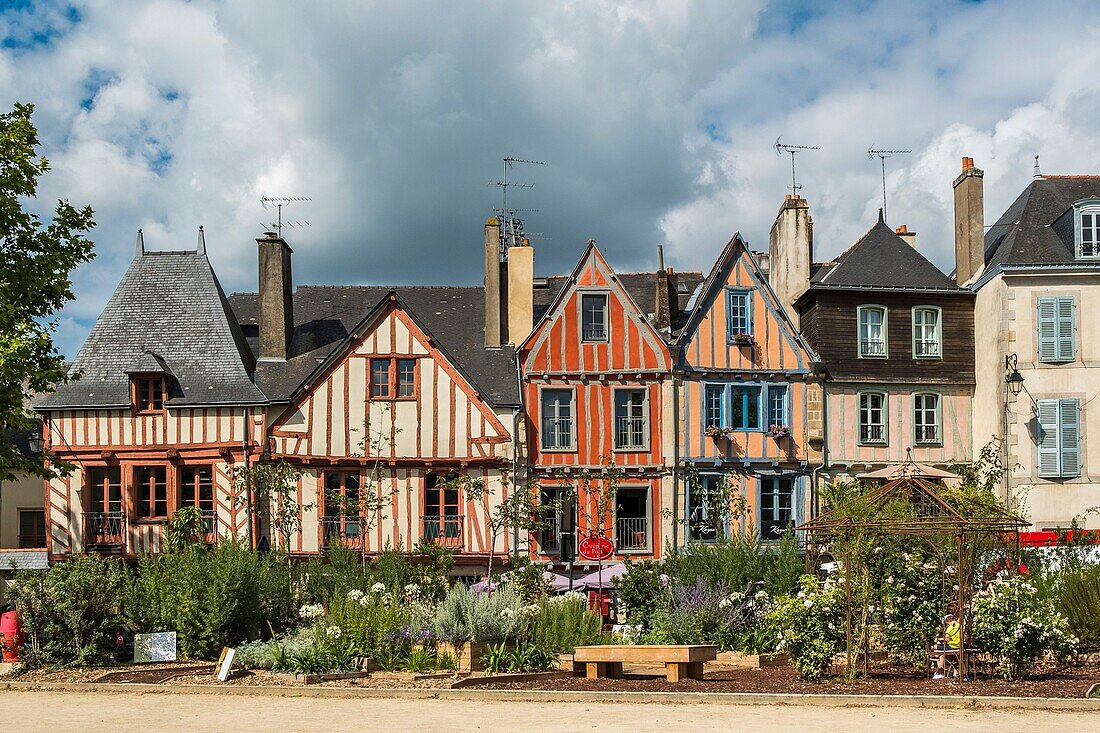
(581, 293, 608, 342)
(133, 376, 165, 413)
(1074, 200, 1100, 258)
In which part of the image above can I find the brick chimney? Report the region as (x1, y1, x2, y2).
(768, 194, 813, 328)
(506, 237, 534, 344)
(895, 224, 917, 248)
(653, 245, 671, 332)
(484, 218, 503, 347)
(953, 156, 985, 285)
(257, 232, 294, 361)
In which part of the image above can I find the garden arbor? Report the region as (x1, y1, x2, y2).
(796, 472, 1028, 679)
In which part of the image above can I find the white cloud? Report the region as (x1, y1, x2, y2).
(1, 0, 1099, 359)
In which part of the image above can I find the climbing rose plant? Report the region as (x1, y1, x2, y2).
(768, 574, 845, 680)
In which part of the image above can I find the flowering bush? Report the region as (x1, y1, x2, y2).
(767, 425, 791, 439)
(704, 425, 733, 439)
(878, 552, 950, 668)
(643, 578, 767, 652)
(327, 588, 409, 658)
(971, 575, 1078, 679)
(768, 575, 845, 680)
(731, 332, 755, 345)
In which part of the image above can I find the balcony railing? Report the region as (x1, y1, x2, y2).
(423, 514, 463, 549)
(199, 510, 219, 544)
(915, 425, 940, 444)
(914, 340, 940, 357)
(539, 524, 560, 553)
(582, 324, 607, 341)
(614, 517, 648, 551)
(860, 339, 887, 357)
(83, 512, 126, 548)
(860, 424, 886, 444)
(541, 418, 574, 450)
(615, 417, 647, 450)
(321, 516, 365, 550)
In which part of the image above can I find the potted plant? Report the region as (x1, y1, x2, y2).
(731, 332, 755, 346)
(704, 425, 733, 439)
(768, 425, 791, 439)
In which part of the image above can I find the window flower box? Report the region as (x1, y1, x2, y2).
(704, 425, 734, 439)
(767, 425, 791, 439)
(730, 332, 755, 346)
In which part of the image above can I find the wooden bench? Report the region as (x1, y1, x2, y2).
(572, 645, 718, 683)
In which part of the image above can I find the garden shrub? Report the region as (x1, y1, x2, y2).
(614, 559, 666, 631)
(1058, 564, 1100, 652)
(507, 554, 553, 604)
(8, 555, 127, 666)
(431, 584, 523, 643)
(768, 575, 845, 681)
(234, 627, 314, 670)
(525, 592, 604, 652)
(663, 531, 802, 599)
(327, 584, 413, 658)
(642, 577, 770, 652)
(877, 550, 951, 668)
(971, 574, 1077, 679)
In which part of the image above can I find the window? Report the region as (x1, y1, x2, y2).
(424, 472, 461, 547)
(858, 305, 888, 357)
(370, 358, 418, 399)
(767, 385, 788, 428)
(704, 384, 725, 428)
(687, 474, 726, 543)
(134, 376, 165, 412)
(540, 389, 574, 450)
(614, 487, 649, 551)
(759, 477, 794, 539)
(1037, 297, 1076, 363)
(538, 486, 561, 553)
(614, 389, 647, 450)
(134, 466, 168, 519)
(179, 466, 214, 512)
(323, 472, 361, 545)
(729, 385, 761, 430)
(1075, 202, 1100, 258)
(86, 467, 122, 515)
(370, 359, 391, 398)
(726, 289, 753, 341)
(914, 393, 941, 444)
(581, 293, 608, 341)
(1037, 399, 1081, 478)
(18, 509, 46, 548)
(859, 392, 887, 444)
(912, 307, 941, 358)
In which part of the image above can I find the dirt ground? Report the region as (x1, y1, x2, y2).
(0, 689, 1096, 733)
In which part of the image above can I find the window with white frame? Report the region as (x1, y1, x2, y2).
(726, 289, 753, 341)
(767, 385, 788, 428)
(913, 393, 941, 444)
(540, 389, 574, 450)
(1037, 398, 1081, 478)
(759, 477, 794, 539)
(1037, 297, 1076, 363)
(614, 389, 648, 450)
(859, 392, 887, 444)
(1075, 201, 1100, 258)
(581, 293, 608, 341)
(704, 384, 724, 429)
(858, 305, 888, 357)
(912, 307, 941, 358)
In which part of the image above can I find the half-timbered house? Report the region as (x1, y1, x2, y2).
(676, 231, 823, 544)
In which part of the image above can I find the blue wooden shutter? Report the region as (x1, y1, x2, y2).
(1037, 298, 1057, 362)
(1037, 399, 1061, 478)
(1056, 297, 1076, 362)
(1059, 399, 1081, 478)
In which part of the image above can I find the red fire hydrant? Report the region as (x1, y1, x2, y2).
(1, 610, 23, 663)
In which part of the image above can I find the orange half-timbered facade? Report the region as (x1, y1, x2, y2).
(522, 244, 691, 560)
(676, 234, 823, 544)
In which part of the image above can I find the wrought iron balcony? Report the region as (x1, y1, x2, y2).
(860, 424, 886, 444)
(914, 340, 940, 357)
(423, 514, 463, 549)
(615, 417, 647, 450)
(83, 512, 126, 548)
(860, 339, 887, 357)
(915, 425, 941, 444)
(321, 516, 365, 550)
(614, 516, 648, 551)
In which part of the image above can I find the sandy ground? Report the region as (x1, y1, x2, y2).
(0, 690, 1096, 733)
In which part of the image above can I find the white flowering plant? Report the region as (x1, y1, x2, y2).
(877, 551, 950, 668)
(767, 575, 845, 680)
(970, 575, 1078, 679)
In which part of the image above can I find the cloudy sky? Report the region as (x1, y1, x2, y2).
(3, 0, 1100, 358)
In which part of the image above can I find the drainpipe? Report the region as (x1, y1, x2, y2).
(513, 350, 526, 556)
(243, 405, 254, 549)
(671, 371, 681, 550)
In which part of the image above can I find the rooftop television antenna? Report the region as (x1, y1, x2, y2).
(260, 195, 312, 238)
(774, 137, 820, 195)
(489, 156, 546, 252)
(866, 147, 910, 223)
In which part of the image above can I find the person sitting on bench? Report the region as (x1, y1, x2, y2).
(934, 613, 961, 679)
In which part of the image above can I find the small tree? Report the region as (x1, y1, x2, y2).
(229, 460, 310, 554)
(459, 472, 555, 587)
(325, 414, 399, 553)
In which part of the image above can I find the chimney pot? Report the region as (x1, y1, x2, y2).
(895, 225, 908, 234)
(961, 157, 974, 172)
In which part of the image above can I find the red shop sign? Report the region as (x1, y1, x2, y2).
(578, 535, 614, 561)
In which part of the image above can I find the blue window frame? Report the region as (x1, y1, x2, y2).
(767, 385, 788, 428)
(687, 474, 727, 543)
(704, 384, 724, 428)
(726, 289, 753, 342)
(759, 477, 795, 539)
(730, 386, 761, 430)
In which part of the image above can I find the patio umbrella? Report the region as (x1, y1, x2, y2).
(545, 571, 574, 592)
(577, 562, 628, 590)
(470, 578, 499, 594)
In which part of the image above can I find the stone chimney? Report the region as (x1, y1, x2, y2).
(257, 232, 294, 361)
(653, 245, 674, 332)
(953, 156, 985, 285)
(484, 218, 503, 347)
(506, 237, 534, 345)
(895, 224, 917, 248)
(768, 194, 813, 328)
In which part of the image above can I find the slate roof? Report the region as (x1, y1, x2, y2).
(813, 215, 963, 292)
(227, 286, 520, 407)
(37, 250, 266, 410)
(984, 176, 1100, 270)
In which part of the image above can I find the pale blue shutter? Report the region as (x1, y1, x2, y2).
(1037, 399, 1061, 477)
(1059, 399, 1081, 478)
(1056, 298, 1076, 362)
(1037, 299, 1057, 362)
